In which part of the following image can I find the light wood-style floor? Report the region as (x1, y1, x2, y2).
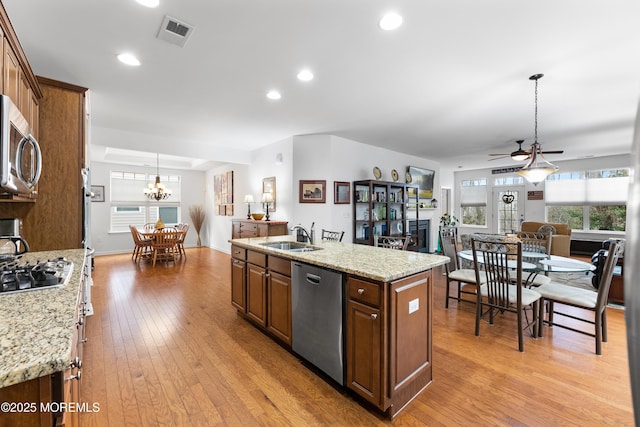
(80, 248, 634, 426)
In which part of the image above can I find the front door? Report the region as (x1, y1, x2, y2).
(494, 188, 524, 234)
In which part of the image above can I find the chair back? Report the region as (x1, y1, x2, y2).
(321, 229, 344, 242)
(152, 229, 180, 249)
(129, 225, 144, 244)
(471, 236, 523, 310)
(516, 230, 552, 258)
(595, 240, 623, 313)
(374, 235, 410, 250)
(440, 227, 461, 273)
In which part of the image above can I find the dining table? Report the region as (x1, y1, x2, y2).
(457, 249, 595, 286)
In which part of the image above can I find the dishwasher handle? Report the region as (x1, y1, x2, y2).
(306, 273, 321, 285)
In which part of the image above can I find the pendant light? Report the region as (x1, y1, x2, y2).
(515, 74, 559, 184)
(144, 153, 172, 201)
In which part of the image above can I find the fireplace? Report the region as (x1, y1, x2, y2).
(408, 220, 430, 253)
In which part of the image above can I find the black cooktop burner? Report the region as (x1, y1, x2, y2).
(0, 257, 74, 294)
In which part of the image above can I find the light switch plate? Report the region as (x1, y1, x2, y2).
(408, 298, 419, 314)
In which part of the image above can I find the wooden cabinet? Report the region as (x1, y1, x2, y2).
(230, 247, 292, 346)
(266, 256, 292, 346)
(231, 219, 288, 239)
(231, 245, 247, 311)
(1, 78, 87, 250)
(3, 37, 19, 104)
(353, 180, 419, 249)
(345, 271, 432, 417)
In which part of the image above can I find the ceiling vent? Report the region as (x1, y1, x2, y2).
(157, 15, 194, 47)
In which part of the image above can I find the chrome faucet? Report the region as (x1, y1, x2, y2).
(291, 223, 315, 245)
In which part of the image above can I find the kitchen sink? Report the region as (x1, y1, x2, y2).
(259, 241, 323, 252)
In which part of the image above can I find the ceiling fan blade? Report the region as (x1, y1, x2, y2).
(488, 155, 510, 161)
(540, 150, 564, 154)
(489, 153, 510, 156)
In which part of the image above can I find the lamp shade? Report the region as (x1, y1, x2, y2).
(515, 143, 558, 184)
(261, 192, 274, 203)
(244, 194, 254, 203)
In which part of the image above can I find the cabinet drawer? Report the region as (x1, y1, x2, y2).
(348, 277, 381, 307)
(247, 250, 267, 267)
(268, 255, 291, 276)
(240, 222, 258, 232)
(231, 245, 246, 260)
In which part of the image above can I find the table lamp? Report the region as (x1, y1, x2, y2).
(261, 192, 274, 221)
(243, 194, 254, 219)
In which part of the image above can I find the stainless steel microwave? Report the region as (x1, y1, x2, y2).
(0, 94, 41, 196)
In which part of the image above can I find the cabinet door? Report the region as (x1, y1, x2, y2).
(346, 299, 382, 406)
(231, 221, 241, 239)
(4, 39, 19, 104)
(247, 263, 267, 326)
(267, 270, 291, 346)
(231, 259, 246, 312)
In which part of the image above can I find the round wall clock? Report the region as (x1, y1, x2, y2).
(405, 171, 412, 183)
(391, 169, 399, 182)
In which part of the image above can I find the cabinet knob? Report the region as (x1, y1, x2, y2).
(357, 288, 365, 295)
(66, 371, 82, 382)
(371, 313, 378, 320)
(70, 357, 82, 369)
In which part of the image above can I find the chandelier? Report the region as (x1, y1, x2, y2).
(515, 74, 559, 184)
(144, 153, 172, 201)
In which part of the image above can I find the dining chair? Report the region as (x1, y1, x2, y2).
(321, 229, 344, 242)
(150, 229, 180, 266)
(441, 228, 479, 308)
(471, 236, 542, 352)
(373, 235, 411, 250)
(515, 230, 553, 286)
(175, 223, 189, 258)
(129, 225, 152, 263)
(536, 240, 623, 355)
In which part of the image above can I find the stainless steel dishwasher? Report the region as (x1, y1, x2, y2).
(291, 261, 344, 385)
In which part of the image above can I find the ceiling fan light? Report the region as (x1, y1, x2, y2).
(511, 152, 529, 162)
(515, 145, 558, 184)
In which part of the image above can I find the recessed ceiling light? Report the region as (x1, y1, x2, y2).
(379, 12, 403, 31)
(266, 90, 281, 100)
(117, 53, 141, 66)
(136, 0, 159, 7)
(297, 69, 314, 82)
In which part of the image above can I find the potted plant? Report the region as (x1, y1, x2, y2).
(440, 213, 458, 228)
(189, 205, 206, 246)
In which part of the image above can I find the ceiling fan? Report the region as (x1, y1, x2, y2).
(489, 139, 564, 162)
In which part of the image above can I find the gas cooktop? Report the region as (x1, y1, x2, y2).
(0, 257, 74, 294)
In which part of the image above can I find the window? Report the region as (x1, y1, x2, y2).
(109, 171, 181, 232)
(460, 178, 487, 226)
(545, 168, 629, 232)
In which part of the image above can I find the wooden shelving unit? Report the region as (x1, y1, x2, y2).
(352, 180, 419, 248)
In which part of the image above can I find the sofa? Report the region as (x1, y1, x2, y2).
(520, 221, 572, 257)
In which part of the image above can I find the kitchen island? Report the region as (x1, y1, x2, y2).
(229, 236, 449, 419)
(0, 248, 89, 427)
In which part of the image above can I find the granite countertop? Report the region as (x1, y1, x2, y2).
(0, 249, 87, 389)
(230, 236, 449, 282)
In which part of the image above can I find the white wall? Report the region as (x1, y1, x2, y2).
(89, 161, 207, 255)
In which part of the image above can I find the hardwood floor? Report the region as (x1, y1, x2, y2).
(80, 248, 634, 426)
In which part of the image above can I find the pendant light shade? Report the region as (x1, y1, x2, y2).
(144, 153, 172, 201)
(515, 74, 559, 184)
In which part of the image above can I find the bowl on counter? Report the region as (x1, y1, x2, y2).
(251, 213, 265, 221)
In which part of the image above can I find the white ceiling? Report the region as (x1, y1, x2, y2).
(4, 0, 640, 171)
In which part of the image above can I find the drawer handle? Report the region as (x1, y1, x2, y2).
(357, 288, 365, 295)
(371, 313, 378, 320)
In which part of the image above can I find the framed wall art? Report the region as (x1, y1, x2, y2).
(214, 171, 234, 215)
(407, 166, 435, 199)
(334, 181, 350, 204)
(299, 180, 326, 203)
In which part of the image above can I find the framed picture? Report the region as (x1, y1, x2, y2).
(407, 166, 435, 199)
(262, 176, 276, 211)
(334, 181, 350, 204)
(299, 180, 326, 203)
(91, 185, 105, 202)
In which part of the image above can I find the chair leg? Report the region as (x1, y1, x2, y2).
(602, 309, 608, 343)
(517, 307, 524, 352)
(445, 279, 451, 308)
(595, 312, 602, 355)
(538, 298, 545, 337)
(475, 299, 482, 336)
